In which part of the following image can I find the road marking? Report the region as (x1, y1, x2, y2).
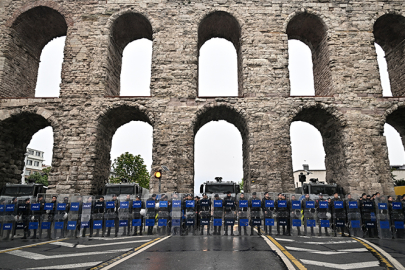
(274, 238, 295, 242)
(353, 237, 404, 270)
(300, 259, 380, 269)
(49, 239, 150, 248)
(27, 261, 103, 269)
(90, 236, 152, 240)
(0, 238, 68, 254)
(90, 236, 170, 270)
(8, 248, 130, 260)
(302, 240, 357, 245)
(263, 235, 307, 270)
(286, 246, 368, 255)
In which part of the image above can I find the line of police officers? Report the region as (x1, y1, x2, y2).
(0, 191, 404, 240)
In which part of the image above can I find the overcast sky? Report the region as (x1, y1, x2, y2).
(28, 36, 405, 193)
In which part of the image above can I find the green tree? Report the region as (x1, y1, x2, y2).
(110, 152, 150, 188)
(27, 167, 51, 186)
(239, 178, 244, 192)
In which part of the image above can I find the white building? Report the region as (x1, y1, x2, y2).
(22, 148, 46, 184)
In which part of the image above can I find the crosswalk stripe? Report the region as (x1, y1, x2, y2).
(8, 248, 130, 260)
(274, 238, 295, 242)
(302, 240, 357, 245)
(49, 239, 150, 248)
(286, 246, 368, 255)
(26, 261, 103, 269)
(300, 259, 380, 269)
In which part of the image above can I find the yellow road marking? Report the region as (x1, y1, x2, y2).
(0, 238, 68, 254)
(352, 238, 394, 269)
(90, 237, 163, 270)
(266, 235, 307, 270)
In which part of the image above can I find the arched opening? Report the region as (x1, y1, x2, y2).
(35, 36, 66, 97)
(291, 106, 346, 189)
(198, 11, 241, 97)
(120, 39, 152, 96)
(194, 120, 243, 194)
(290, 121, 325, 188)
(94, 106, 153, 194)
(198, 38, 238, 97)
(24, 127, 54, 184)
(0, 113, 53, 189)
(107, 13, 153, 96)
(384, 124, 405, 168)
(286, 12, 332, 96)
(193, 105, 249, 192)
(375, 43, 393, 97)
(374, 14, 405, 97)
(1, 6, 67, 97)
(288, 40, 315, 96)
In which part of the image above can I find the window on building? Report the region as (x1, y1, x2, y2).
(25, 170, 30, 175)
(36, 152, 41, 156)
(34, 161, 39, 167)
(27, 160, 32, 165)
(28, 150, 34, 155)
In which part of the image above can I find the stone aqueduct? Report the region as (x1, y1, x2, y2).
(0, 0, 404, 195)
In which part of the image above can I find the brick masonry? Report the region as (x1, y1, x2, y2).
(0, 0, 403, 196)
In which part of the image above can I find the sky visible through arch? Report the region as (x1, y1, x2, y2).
(28, 37, 405, 194)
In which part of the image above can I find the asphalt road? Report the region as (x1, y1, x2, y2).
(0, 231, 404, 270)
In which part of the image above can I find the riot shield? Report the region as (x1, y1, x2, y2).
(331, 195, 348, 237)
(346, 196, 362, 237)
(27, 196, 40, 239)
(2, 196, 16, 240)
(289, 194, 302, 236)
(375, 196, 392, 239)
(0, 196, 6, 239)
(66, 195, 81, 238)
(316, 196, 331, 236)
(118, 194, 132, 236)
(53, 195, 70, 239)
(145, 194, 157, 235)
(237, 193, 249, 236)
(199, 194, 211, 235)
(223, 193, 237, 236)
(170, 193, 182, 236)
(104, 194, 119, 237)
(275, 194, 289, 236)
(131, 195, 144, 236)
(39, 194, 57, 240)
(302, 195, 316, 236)
(390, 197, 405, 239)
(262, 192, 276, 236)
(184, 194, 197, 235)
(250, 192, 263, 236)
(80, 196, 94, 237)
(361, 198, 378, 238)
(212, 194, 225, 235)
(157, 193, 171, 236)
(14, 196, 33, 239)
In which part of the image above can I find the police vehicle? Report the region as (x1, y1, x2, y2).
(295, 178, 344, 200)
(102, 183, 148, 196)
(199, 177, 241, 195)
(0, 183, 47, 197)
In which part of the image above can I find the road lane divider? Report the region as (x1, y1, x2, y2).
(0, 238, 68, 254)
(353, 237, 404, 270)
(261, 234, 307, 270)
(90, 235, 171, 270)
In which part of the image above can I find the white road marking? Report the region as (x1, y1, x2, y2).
(26, 261, 103, 269)
(261, 235, 296, 270)
(101, 236, 171, 270)
(49, 239, 150, 248)
(274, 238, 295, 242)
(355, 237, 405, 270)
(0, 238, 68, 253)
(300, 259, 380, 269)
(8, 248, 130, 260)
(303, 240, 357, 245)
(286, 246, 368, 255)
(90, 236, 152, 241)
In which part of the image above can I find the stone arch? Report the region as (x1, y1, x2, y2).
(0, 5, 68, 98)
(286, 12, 332, 96)
(105, 12, 153, 96)
(92, 105, 154, 194)
(384, 104, 405, 148)
(0, 111, 55, 189)
(191, 104, 249, 191)
(198, 11, 242, 96)
(373, 13, 405, 97)
(289, 104, 348, 188)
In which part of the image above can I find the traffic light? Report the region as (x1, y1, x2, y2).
(154, 170, 162, 179)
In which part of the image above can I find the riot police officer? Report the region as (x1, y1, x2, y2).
(93, 196, 104, 237)
(132, 195, 144, 236)
(249, 192, 262, 236)
(213, 194, 223, 235)
(330, 192, 348, 237)
(302, 194, 316, 236)
(360, 193, 377, 238)
(223, 192, 236, 236)
(199, 193, 211, 235)
(20, 198, 31, 239)
(262, 192, 274, 235)
(146, 194, 157, 235)
(276, 193, 289, 236)
(316, 193, 330, 236)
(238, 193, 249, 236)
(35, 195, 46, 239)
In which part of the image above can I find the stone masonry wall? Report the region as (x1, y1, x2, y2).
(0, 0, 404, 196)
